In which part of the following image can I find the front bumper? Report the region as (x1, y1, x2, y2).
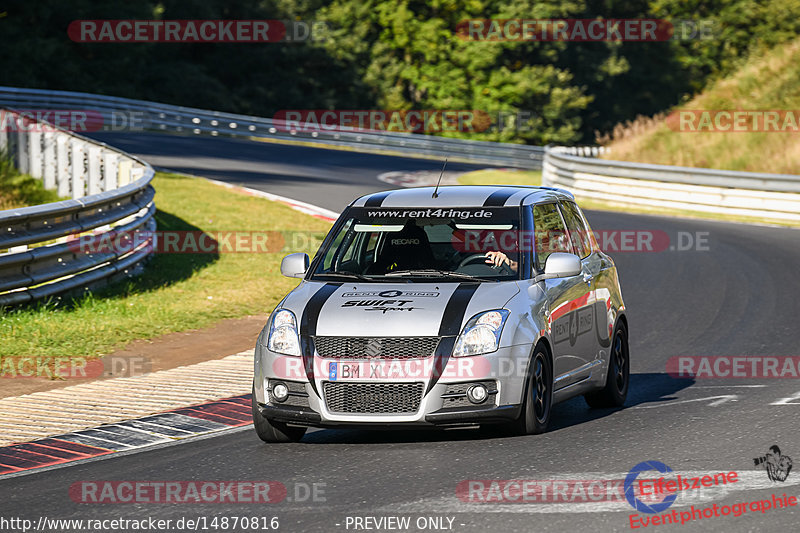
(258, 402, 521, 429)
(254, 342, 532, 429)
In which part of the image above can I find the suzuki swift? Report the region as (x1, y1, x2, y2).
(253, 185, 628, 442)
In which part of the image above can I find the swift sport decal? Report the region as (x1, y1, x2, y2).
(341, 299, 422, 313)
(300, 283, 343, 397)
(426, 283, 480, 394)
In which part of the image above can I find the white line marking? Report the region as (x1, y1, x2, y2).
(770, 391, 800, 405)
(633, 395, 739, 409)
(375, 471, 800, 515)
(693, 385, 766, 388)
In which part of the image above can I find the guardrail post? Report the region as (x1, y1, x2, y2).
(103, 151, 118, 191)
(71, 139, 86, 199)
(541, 147, 553, 187)
(29, 130, 42, 179)
(43, 131, 56, 190)
(87, 145, 102, 195)
(17, 123, 28, 174)
(118, 159, 132, 186)
(0, 112, 7, 155)
(56, 134, 70, 197)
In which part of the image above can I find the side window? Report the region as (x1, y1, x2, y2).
(560, 201, 591, 259)
(322, 219, 353, 270)
(532, 203, 572, 271)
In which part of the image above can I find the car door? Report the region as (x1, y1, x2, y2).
(559, 200, 607, 367)
(532, 202, 595, 390)
(562, 200, 614, 354)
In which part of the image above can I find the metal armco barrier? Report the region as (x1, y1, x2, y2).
(543, 146, 800, 222)
(0, 86, 545, 169)
(0, 109, 156, 307)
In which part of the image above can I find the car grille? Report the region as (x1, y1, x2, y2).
(314, 337, 439, 360)
(323, 382, 424, 414)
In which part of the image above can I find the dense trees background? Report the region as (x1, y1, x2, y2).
(1, 0, 798, 144)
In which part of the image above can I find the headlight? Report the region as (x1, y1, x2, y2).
(453, 309, 509, 357)
(267, 309, 301, 356)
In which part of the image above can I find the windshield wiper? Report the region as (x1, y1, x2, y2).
(315, 271, 373, 281)
(384, 269, 477, 280)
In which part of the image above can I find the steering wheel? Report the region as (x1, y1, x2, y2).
(457, 253, 514, 274)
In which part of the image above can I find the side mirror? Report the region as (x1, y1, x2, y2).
(281, 253, 309, 278)
(536, 252, 581, 282)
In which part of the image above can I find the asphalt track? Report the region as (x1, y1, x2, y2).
(2, 132, 800, 532)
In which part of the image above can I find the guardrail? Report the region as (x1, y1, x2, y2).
(0, 109, 156, 307)
(0, 86, 545, 169)
(543, 146, 800, 222)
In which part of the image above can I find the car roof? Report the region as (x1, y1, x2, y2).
(350, 185, 574, 209)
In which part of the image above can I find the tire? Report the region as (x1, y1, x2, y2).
(251, 385, 307, 443)
(508, 346, 553, 435)
(584, 322, 629, 408)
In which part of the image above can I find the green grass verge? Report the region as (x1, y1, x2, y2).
(458, 168, 799, 227)
(0, 172, 333, 359)
(0, 153, 64, 210)
(457, 168, 542, 186)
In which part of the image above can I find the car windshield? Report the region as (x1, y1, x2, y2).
(310, 206, 522, 282)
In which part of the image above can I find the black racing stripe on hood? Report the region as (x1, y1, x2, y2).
(427, 282, 480, 394)
(483, 189, 517, 207)
(364, 190, 393, 207)
(300, 283, 342, 397)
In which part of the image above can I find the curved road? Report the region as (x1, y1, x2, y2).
(1, 132, 799, 532)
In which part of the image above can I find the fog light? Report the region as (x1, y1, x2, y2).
(271, 382, 289, 403)
(467, 384, 488, 404)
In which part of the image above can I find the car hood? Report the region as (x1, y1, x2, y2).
(282, 281, 520, 337)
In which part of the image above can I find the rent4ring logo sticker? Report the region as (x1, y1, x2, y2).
(341, 290, 439, 298)
(625, 461, 677, 514)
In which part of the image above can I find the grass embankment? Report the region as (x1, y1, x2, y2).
(0, 154, 63, 210)
(458, 169, 542, 186)
(0, 172, 332, 359)
(601, 38, 800, 175)
(460, 40, 800, 226)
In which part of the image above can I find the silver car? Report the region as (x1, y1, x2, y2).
(252, 185, 628, 442)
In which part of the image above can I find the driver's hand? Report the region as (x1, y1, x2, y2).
(485, 251, 510, 267)
(485, 251, 518, 272)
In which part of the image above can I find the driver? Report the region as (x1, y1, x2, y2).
(485, 251, 518, 272)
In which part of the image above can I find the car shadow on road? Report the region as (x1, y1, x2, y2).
(547, 372, 695, 432)
(298, 372, 694, 444)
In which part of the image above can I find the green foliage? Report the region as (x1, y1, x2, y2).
(0, 152, 64, 210)
(0, 0, 798, 145)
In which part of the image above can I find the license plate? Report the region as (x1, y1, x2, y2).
(329, 362, 362, 381)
